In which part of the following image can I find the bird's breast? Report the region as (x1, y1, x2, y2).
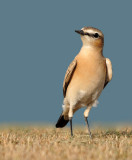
(66, 54, 106, 106)
(75, 54, 106, 89)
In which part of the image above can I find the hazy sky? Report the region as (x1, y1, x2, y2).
(0, 1, 132, 125)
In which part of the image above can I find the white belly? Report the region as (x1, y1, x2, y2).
(64, 82, 104, 110)
(78, 89, 101, 107)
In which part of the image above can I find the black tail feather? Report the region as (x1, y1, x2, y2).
(56, 113, 69, 128)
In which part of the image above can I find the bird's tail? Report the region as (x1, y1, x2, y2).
(56, 112, 69, 128)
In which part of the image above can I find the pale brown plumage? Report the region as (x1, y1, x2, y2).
(63, 57, 111, 98)
(56, 27, 112, 136)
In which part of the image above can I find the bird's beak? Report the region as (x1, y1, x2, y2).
(75, 30, 84, 35)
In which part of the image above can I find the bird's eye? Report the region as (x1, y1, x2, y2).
(94, 33, 99, 38)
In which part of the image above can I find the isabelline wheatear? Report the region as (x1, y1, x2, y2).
(55, 27, 112, 137)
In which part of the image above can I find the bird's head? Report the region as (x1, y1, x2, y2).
(75, 27, 104, 49)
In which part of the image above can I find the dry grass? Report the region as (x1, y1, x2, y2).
(0, 125, 132, 160)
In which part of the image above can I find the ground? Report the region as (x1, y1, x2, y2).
(0, 125, 132, 160)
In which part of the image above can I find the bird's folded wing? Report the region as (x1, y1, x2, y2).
(63, 59, 77, 97)
(104, 58, 112, 88)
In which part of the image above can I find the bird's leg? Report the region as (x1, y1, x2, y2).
(84, 117, 92, 138)
(84, 106, 92, 138)
(69, 117, 73, 136)
(69, 106, 73, 136)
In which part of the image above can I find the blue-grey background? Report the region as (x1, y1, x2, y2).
(0, 1, 131, 125)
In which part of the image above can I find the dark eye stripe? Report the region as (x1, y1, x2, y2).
(83, 32, 100, 38)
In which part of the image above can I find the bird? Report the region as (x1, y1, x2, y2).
(55, 26, 112, 137)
